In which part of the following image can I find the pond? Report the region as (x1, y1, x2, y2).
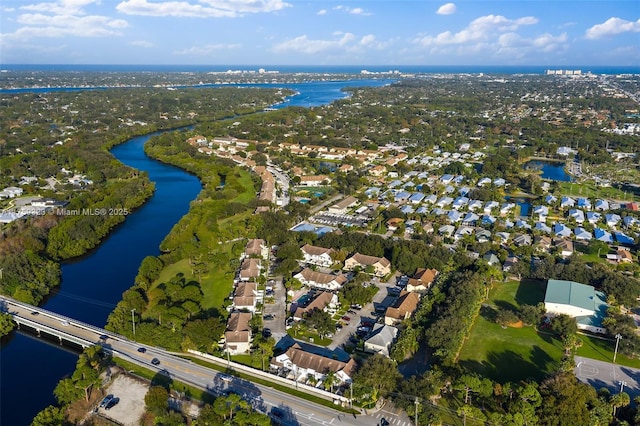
(525, 160, 572, 182)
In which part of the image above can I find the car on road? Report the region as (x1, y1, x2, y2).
(105, 397, 120, 410)
(219, 374, 233, 382)
(151, 358, 160, 366)
(99, 334, 108, 340)
(60, 320, 69, 326)
(99, 394, 114, 408)
(262, 328, 272, 337)
(31, 311, 39, 316)
(263, 314, 275, 320)
(137, 347, 146, 353)
(335, 323, 343, 330)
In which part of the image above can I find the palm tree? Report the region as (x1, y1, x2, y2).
(323, 371, 337, 393)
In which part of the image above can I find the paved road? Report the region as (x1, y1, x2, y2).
(575, 356, 640, 399)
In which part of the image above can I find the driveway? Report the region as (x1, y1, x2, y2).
(262, 276, 287, 340)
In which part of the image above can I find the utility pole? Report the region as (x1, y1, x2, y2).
(350, 381, 353, 408)
(131, 308, 136, 338)
(415, 397, 419, 426)
(620, 381, 627, 393)
(613, 333, 622, 363)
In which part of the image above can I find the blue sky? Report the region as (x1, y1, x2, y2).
(1, 0, 638, 66)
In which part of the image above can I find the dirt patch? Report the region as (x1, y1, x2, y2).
(508, 320, 524, 328)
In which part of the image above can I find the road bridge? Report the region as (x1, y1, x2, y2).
(0, 295, 414, 426)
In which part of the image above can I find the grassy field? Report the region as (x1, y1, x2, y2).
(577, 334, 640, 369)
(557, 181, 640, 203)
(458, 280, 565, 383)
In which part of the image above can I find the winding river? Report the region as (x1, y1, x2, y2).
(0, 78, 393, 425)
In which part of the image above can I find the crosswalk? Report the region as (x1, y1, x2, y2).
(372, 412, 411, 426)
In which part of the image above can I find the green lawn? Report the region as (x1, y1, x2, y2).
(458, 280, 564, 383)
(557, 181, 640, 203)
(577, 334, 640, 369)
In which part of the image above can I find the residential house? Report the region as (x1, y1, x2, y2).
(560, 196, 576, 209)
(554, 238, 574, 257)
(239, 258, 261, 281)
(594, 228, 614, 243)
(614, 231, 635, 245)
(406, 268, 439, 294)
(344, 253, 391, 277)
(232, 282, 259, 312)
(553, 223, 572, 238)
(301, 244, 335, 267)
(586, 212, 601, 225)
(299, 175, 330, 187)
(270, 343, 357, 384)
(293, 292, 338, 320)
(605, 213, 622, 227)
(568, 209, 585, 224)
(534, 235, 552, 251)
(328, 196, 358, 215)
(594, 199, 610, 211)
(513, 233, 532, 247)
(0, 186, 23, 198)
(483, 253, 500, 266)
(534, 222, 552, 234)
(574, 227, 592, 241)
(364, 325, 399, 357)
(385, 291, 420, 326)
(294, 268, 348, 291)
(245, 238, 268, 259)
(503, 256, 519, 272)
(224, 312, 253, 355)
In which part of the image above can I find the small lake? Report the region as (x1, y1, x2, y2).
(525, 160, 572, 182)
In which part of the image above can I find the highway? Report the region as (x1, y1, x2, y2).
(1, 296, 413, 426)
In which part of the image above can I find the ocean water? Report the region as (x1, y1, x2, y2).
(1, 64, 639, 75)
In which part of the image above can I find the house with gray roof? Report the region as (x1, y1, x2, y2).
(594, 228, 613, 243)
(364, 324, 398, 357)
(574, 227, 592, 241)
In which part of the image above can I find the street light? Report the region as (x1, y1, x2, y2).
(613, 333, 622, 363)
(131, 308, 136, 338)
(620, 381, 627, 393)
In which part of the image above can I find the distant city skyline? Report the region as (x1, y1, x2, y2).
(1, 0, 638, 66)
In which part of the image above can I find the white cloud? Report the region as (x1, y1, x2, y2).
(414, 14, 538, 47)
(272, 32, 390, 55)
(173, 43, 241, 55)
(317, 9, 327, 15)
(116, 0, 291, 18)
(2, 0, 128, 41)
(585, 17, 640, 39)
(130, 40, 154, 48)
(332, 5, 370, 16)
(436, 3, 456, 15)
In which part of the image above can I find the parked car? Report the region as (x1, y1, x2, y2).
(99, 394, 114, 408)
(105, 397, 120, 410)
(341, 316, 351, 321)
(263, 314, 275, 320)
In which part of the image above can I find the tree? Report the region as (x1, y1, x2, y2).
(304, 308, 333, 338)
(31, 405, 64, 426)
(145, 385, 169, 416)
(610, 391, 630, 418)
(550, 314, 577, 338)
(537, 373, 598, 426)
(0, 312, 15, 337)
(353, 354, 400, 402)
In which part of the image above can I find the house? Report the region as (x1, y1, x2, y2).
(483, 253, 500, 266)
(534, 235, 552, 251)
(245, 239, 268, 259)
(294, 268, 347, 291)
(299, 175, 330, 187)
(301, 244, 335, 267)
(344, 253, 391, 277)
(605, 213, 622, 227)
(385, 291, 420, 326)
(424, 194, 438, 204)
(232, 282, 258, 312)
(560, 196, 576, 209)
(224, 312, 253, 355)
(328, 196, 358, 215)
(468, 199, 483, 211)
(545, 195, 557, 205)
(454, 226, 474, 240)
(513, 233, 532, 247)
(594, 228, 614, 243)
(477, 177, 492, 187)
(553, 223, 572, 238)
(594, 199, 610, 211)
(544, 279, 607, 334)
(270, 343, 357, 384)
(533, 205, 549, 221)
(481, 215, 496, 226)
(462, 212, 479, 225)
(503, 256, 519, 272)
(495, 231, 510, 244)
(452, 197, 470, 210)
(493, 178, 506, 187)
(448, 210, 463, 223)
(386, 217, 404, 231)
(574, 227, 592, 241)
(364, 324, 399, 357)
(616, 249, 633, 263)
(438, 224, 455, 237)
(484, 201, 499, 214)
(534, 222, 552, 234)
(568, 209, 585, 224)
(293, 291, 338, 320)
(623, 216, 639, 228)
(554, 238, 574, 257)
(409, 192, 425, 204)
(239, 258, 261, 281)
(0, 186, 23, 199)
(406, 268, 439, 294)
(614, 231, 635, 245)
(586, 212, 601, 225)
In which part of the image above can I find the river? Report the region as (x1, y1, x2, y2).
(0, 79, 392, 426)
